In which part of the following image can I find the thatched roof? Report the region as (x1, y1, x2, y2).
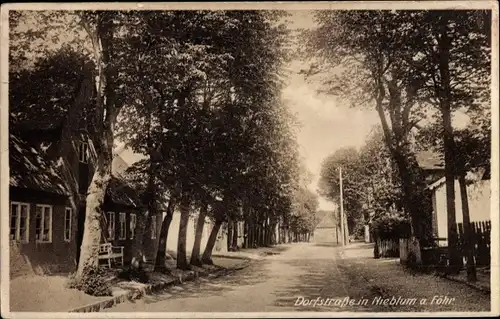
(106, 175, 145, 208)
(9, 134, 69, 196)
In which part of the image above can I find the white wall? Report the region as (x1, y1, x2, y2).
(164, 210, 214, 255)
(433, 179, 490, 243)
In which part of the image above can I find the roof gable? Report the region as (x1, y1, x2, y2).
(315, 210, 338, 229)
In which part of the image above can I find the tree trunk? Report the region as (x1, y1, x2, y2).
(190, 202, 208, 266)
(277, 221, 281, 244)
(154, 197, 176, 272)
(243, 221, 249, 248)
(256, 223, 260, 247)
(391, 151, 432, 246)
(459, 173, 477, 281)
(262, 222, 266, 246)
(75, 12, 117, 283)
(131, 151, 157, 270)
(247, 221, 252, 248)
(374, 77, 432, 247)
(437, 14, 461, 272)
(130, 210, 149, 269)
(75, 163, 111, 280)
(253, 223, 258, 247)
(263, 222, 267, 245)
(176, 193, 191, 270)
(232, 220, 239, 250)
(248, 220, 255, 248)
(227, 219, 233, 251)
(202, 218, 223, 265)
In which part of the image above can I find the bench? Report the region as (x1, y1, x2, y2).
(98, 243, 124, 268)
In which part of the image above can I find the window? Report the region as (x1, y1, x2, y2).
(35, 205, 52, 243)
(130, 214, 136, 239)
(151, 215, 157, 239)
(78, 141, 89, 163)
(107, 212, 115, 240)
(64, 207, 72, 242)
(10, 202, 30, 243)
(119, 213, 126, 240)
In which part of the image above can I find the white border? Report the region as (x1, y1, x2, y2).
(1, 1, 498, 318)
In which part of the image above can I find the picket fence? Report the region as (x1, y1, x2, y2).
(456, 220, 491, 266)
(376, 238, 400, 258)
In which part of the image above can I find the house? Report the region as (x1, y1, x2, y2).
(416, 150, 491, 245)
(313, 210, 340, 244)
(8, 133, 162, 278)
(9, 66, 160, 278)
(9, 133, 75, 278)
(427, 170, 490, 245)
(416, 150, 446, 184)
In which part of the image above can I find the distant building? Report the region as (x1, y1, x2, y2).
(313, 210, 340, 244)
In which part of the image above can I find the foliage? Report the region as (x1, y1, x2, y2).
(9, 9, 309, 269)
(416, 106, 491, 176)
(318, 147, 364, 228)
(358, 127, 404, 213)
(302, 11, 474, 243)
(371, 212, 412, 241)
(9, 47, 93, 129)
(319, 127, 404, 233)
(289, 186, 319, 234)
(67, 267, 112, 296)
(352, 221, 366, 240)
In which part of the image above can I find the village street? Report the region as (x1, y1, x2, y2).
(106, 243, 490, 313)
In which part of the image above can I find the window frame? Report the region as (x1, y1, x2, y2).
(10, 201, 30, 243)
(118, 212, 126, 240)
(107, 211, 116, 240)
(78, 141, 89, 164)
(64, 207, 72, 242)
(35, 204, 53, 243)
(130, 213, 136, 240)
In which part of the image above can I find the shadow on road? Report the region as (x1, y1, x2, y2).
(138, 261, 272, 305)
(313, 242, 342, 247)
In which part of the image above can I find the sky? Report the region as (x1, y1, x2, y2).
(283, 11, 380, 211)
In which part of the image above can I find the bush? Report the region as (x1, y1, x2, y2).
(67, 266, 112, 296)
(353, 222, 366, 240)
(371, 213, 411, 241)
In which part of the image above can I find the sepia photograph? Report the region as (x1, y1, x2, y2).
(1, 2, 498, 318)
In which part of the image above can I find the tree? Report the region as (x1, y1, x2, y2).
(9, 10, 127, 283)
(401, 10, 491, 271)
(417, 104, 491, 280)
(9, 47, 91, 131)
(358, 127, 404, 216)
(319, 147, 364, 233)
(289, 187, 319, 241)
(302, 11, 441, 246)
(74, 11, 123, 281)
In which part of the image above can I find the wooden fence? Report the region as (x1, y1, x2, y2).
(456, 220, 491, 266)
(376, 238, 399, 258)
